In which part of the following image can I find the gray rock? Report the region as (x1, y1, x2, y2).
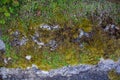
(11, 37, 28, 47)
(72, 29, 93, 48)
(47, 40, 58, 51)
(10, 30, 28, 47)
(25, 55, 32, 61)
(78, 29, 92, 39)
(4, 57, 12, 64)
(40, 24, 52, 30)
(0, 65, 109, 80)
(79, 43, 85, 48)
(10, 37, 20, 46)
(1, 59, 120, 80)
(52, 25, 60, 30)
(19, 37, 28, 46)
(104, 24, 119, 32)
(32, 38, 44, 48)
(49, 65, 93, 77)
(103, 24, 120, 39)
(96, 58, 116, 71)
(40, 24, 60, 30)
(12, 30, 20, 37)
(116, 65, 120, 74)
(34, 31, 39, 38)
(78, 29, 85, 38)
(31, 64, 38, 69)
(45, 70, 109, 80)
(0, 39, 5, 53)
(11, 34, 28, 47)
(31, 32, 44, 48)
(115, 59, 120, 74)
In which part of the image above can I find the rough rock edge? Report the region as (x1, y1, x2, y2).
(0, 58, 120, 80)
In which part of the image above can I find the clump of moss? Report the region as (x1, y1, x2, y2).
(108, 70, 120, 80)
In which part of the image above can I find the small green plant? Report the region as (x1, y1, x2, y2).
(0, 0, 20, 24)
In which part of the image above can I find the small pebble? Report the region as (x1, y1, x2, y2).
(25, 55, 31, 60)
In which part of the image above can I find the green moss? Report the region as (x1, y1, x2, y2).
(1, 0, 120, 71)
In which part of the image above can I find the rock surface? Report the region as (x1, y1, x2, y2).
(0, 59, 120, 80)
(115, 59, 120, 74)
(0, 39, 5, 53)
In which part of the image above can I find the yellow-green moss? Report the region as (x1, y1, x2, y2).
(1, 0, 120, 70)
(108, 70, 120, 80)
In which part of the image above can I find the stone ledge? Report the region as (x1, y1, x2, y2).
(0, 58, 120, 80)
